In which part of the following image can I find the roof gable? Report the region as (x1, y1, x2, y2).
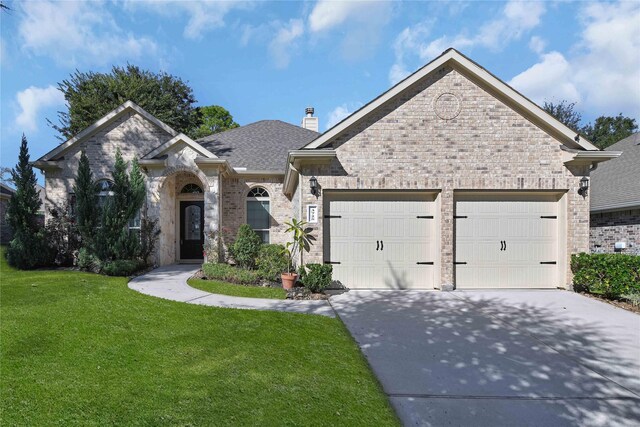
(143, 133, 217, 160)
(303, 48, 598, 152)
(38, 101, 179, 161)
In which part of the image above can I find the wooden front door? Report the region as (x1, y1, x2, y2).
(180, 201, 204, 260)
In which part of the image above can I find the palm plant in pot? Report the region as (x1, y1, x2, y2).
(282, 218, 313, 290)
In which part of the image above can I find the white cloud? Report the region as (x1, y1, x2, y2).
(389, 0, 546, 84)
(19, 1, 157, 67)
(510, 1, 640, 119)
(326, 102, 362, 130)
(509, 51, 580, 104)
(309, 0, 393, 61)
(269, 19, 304, 69)
(15, 85, 65, 133)
(125, 1, 251, 40)
(528, 36, 546, 55)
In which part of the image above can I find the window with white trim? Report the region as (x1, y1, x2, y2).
(246, 187, 270, 243)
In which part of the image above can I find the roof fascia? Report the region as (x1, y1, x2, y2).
(563, 151, 622, 166)
(283, 149, 336, 197)
(143, 133, 218, 160)
(32, 160, 63, 171)
(303, 49, 599, 152)
(39, 101, 179, 161)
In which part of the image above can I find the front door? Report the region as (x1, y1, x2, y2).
(180, 201, 204, 260)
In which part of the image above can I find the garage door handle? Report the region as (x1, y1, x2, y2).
(540, 261, 557, 264)
(380, 240, 383, 250)
(376, 240, 379, 251)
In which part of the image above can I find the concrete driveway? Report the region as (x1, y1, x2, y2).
(331, 290, 640, 426)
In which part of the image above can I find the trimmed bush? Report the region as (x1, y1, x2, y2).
(6, 229, 54, 270)
(202, 263, 262, 285)
(300, 264, 333, 293)
(256, 244, 289, 281)
(102, 259, 145, 277)
(77, 247, 102, 273)
(571, 253, 640, 298)
(230, 224, 262, 269)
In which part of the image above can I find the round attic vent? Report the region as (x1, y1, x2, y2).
(434, 92, 461, 120)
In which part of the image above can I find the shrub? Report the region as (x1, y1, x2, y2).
(202, 263, 261, 284)
(6, 229, 54, 269)
(230, 224, 262, 268)
(45, 205, 81, 266)
(256, 244, 289, 281)
(138, 217, 160, 266)
(622, 292, 640, 308)
(300, 264, 333, 293)
(571, 253, 640, 298)
(102, 259, 145, 277)
(77, 247, 102, 273)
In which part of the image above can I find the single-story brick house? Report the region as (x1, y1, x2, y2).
(590, 133, 639, 255)
(34, 49, 620, 290)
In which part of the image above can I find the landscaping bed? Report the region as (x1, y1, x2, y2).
(1, 247, 398, 426)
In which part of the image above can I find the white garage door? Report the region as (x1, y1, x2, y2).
(455, 196, 559, 289)
(324, 192, 436, 289)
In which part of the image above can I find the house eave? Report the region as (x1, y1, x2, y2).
(32, 160, 62, 171)
(563, 151, 622, 166)
(283, 149, 337, 197)
(590, 201, 640, 214)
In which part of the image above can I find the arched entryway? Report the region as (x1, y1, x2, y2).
(155, 169, 208, 265)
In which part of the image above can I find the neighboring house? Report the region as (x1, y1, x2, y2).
(590, 133, 640, 255)
(0, 183, 16, 244)
(34, 49, 620, 290)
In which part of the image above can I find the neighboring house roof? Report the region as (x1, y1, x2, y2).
(302, 48, 599, 152)
(0, 182, 15, 198)
(590, 133, 640, 212)
(37, 101, 179, 162)
(198, 120, 319, 172)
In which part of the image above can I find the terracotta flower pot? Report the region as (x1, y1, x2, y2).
(281, 273, 298, 290)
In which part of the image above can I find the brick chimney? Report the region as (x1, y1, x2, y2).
(301, 107, 319, 132)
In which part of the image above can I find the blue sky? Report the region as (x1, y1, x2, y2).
(1, 1, 639, 183)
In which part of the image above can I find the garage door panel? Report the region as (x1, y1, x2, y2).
(455, 198, 559, 289)
(326, 193, 436, 289)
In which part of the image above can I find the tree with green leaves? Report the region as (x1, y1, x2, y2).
(94, 149, 146, 261)
(543, 100, 583, 133)
(6, 135, 52, 268)
(73, 150, 98, 247)
(543, 100, 638, 149)
(190, 105, 240, 139)
(51, 65, 199, 140)
(582, 114, 638, 149)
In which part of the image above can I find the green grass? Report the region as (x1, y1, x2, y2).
(188, 279, 287, 300)
(0, 248, 398, 426)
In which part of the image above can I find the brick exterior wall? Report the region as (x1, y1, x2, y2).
(221, 175, 293, 252)
(43, 111, 172, 219)
(295, 66, 590, 289)
(590, 209, 640, 255)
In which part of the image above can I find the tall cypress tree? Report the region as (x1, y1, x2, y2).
(6, 135, 41, 234)
(6, 135, 51, 268)
(73, 150, 98, 246)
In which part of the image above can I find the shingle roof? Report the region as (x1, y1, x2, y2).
(197, 120, 320, 172)
(590, 133, 640, 212)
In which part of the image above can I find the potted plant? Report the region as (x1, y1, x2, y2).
(281, 218, 313, 290)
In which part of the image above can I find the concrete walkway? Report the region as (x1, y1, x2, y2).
(332, 290, 640, 427)
(128, 264, 335, 317)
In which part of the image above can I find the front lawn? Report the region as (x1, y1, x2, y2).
(188, 278, 287, 300)
(0, 249, 398, 426)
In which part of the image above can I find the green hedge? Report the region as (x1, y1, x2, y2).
(256, 244, 289, 282)
(202, 263, 262, 285)
(102, 259, 146, 277)
(571, 253, 640, 298)
(300, 264, 333, 293)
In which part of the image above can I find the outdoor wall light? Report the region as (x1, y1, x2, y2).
(578, 176, 589, 197)
(309, 176, 320, 197)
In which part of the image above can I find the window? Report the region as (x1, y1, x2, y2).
(96, 179, 115, 209)
(247, 187, 270, 243)
(181, 183, 203, 194)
